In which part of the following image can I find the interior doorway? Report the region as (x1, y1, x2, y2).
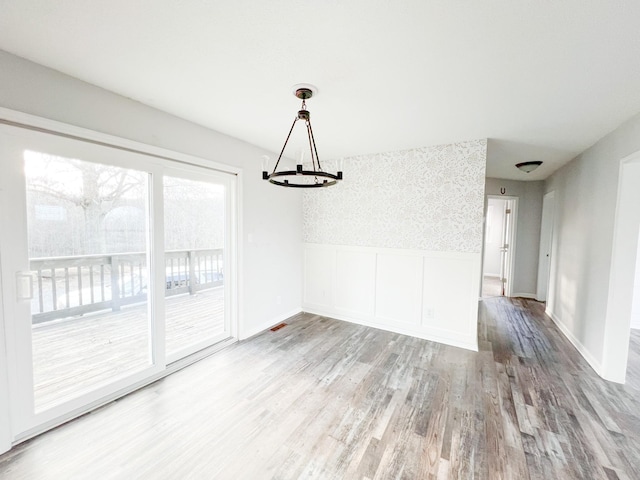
(482, 196, 517, 298)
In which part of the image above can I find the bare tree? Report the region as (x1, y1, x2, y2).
(26, 152, 225, 258)
(27, 153, 145, 255)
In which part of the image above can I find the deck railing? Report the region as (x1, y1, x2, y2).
(30, 249, 223, 323)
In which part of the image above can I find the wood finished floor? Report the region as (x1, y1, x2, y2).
(1, 297, 640, 479)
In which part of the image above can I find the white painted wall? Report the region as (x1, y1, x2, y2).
(545, 111, 640, 382)
(302, 140, 487, 350)
(0, 50, 303, 451)
(484, 178, 544, 298)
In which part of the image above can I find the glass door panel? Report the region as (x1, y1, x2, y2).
(163, 175, 227, 358)
(24, 151, 152, 410)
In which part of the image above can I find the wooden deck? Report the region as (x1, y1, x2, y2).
(32, 287, 224, 409)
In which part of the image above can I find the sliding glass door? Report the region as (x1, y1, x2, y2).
(25, 151, 153, 411)
(0, 123, 236, 437)
(163, 173, 229, 361)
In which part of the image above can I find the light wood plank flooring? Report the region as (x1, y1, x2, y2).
(1, 297, 640, 479)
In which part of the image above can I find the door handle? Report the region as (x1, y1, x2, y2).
(16, 271, 34, 301)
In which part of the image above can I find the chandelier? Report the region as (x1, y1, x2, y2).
(262, 85, 343, 188)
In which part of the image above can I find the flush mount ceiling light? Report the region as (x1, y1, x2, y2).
(515, 161, 543, 173)
(262, 84, 342, 188)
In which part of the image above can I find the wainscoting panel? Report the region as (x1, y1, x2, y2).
(303, 243, 480, 351)
(334, 249, 376, 316)
(423, 256, 478, 346)
(303, 245, 335, 308)
(375, 253, 423, 326)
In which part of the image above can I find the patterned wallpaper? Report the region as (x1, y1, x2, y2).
(302, 139, 487, 252)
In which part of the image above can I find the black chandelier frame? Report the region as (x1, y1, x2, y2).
(262, 87, 342, 188)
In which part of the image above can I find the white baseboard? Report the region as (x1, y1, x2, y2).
(512, 292, 537, 299)
(240, 308, 302, 340)
(545, 307, 605, 379)
(303, 305, 478, 352)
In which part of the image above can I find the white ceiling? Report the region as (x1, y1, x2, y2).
(1, 1, 640, 181)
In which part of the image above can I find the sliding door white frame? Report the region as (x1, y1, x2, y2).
(0, 107, 242, 449)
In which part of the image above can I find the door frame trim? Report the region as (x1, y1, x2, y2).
(0, 108, 241, 177)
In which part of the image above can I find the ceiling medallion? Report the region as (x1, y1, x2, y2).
(262, 84, 342, 188)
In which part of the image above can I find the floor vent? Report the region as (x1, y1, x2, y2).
(270, 323, 287, 332)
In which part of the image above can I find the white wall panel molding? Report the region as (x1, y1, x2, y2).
(375, 253, 424, 327)
(303, 243, 480, 351)
(335, 250, 376, 316)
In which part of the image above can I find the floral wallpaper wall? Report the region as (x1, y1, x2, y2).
(302, 139, 487, 253)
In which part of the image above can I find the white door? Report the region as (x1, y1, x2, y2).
(0, 123, 236, 439)
(537, 191, 555, 302)
(499, 200, 514, 296)
(483, 197, 516, 297)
